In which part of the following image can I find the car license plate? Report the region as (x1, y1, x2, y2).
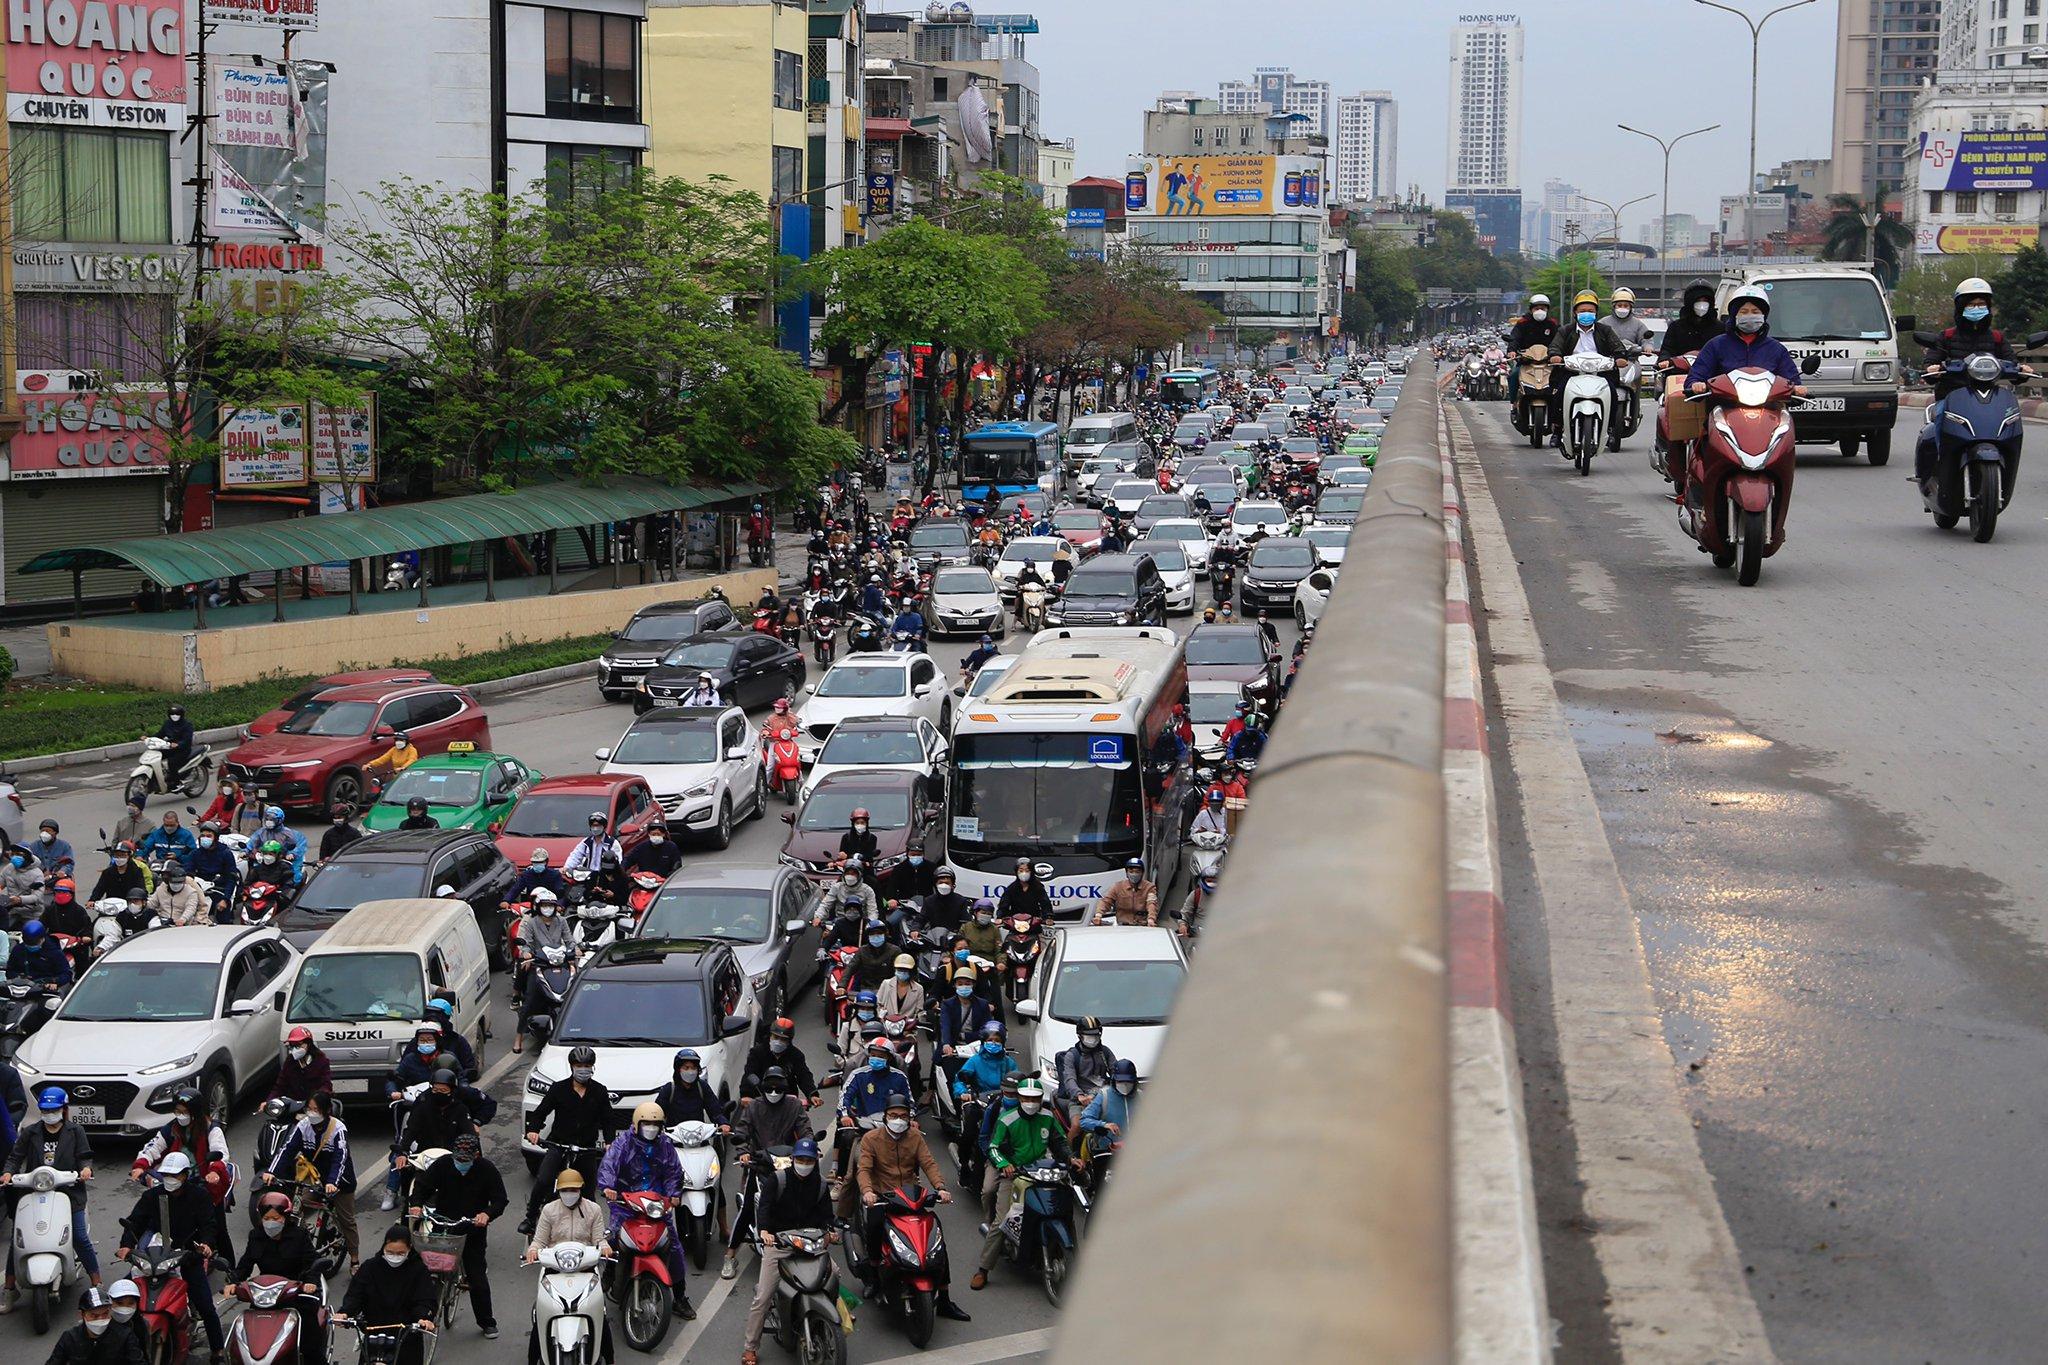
(71, 1105, 105, 1125)
(329, 1078, 369, 1095)
(1802, 397, 1846, 411)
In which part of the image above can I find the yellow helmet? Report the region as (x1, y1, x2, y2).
(631, 1101, 664, 1127)
(1571, 290, 1601, 312)
(1610, 287, 1636, 305)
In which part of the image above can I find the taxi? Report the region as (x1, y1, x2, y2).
(361, 742, 540, 832)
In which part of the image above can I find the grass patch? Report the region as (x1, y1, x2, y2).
(0, 633, 613, 763)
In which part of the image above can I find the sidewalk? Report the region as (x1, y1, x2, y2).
(0, 626, 51, 679)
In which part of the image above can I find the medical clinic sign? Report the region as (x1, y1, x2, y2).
(7, 0, 187, 129)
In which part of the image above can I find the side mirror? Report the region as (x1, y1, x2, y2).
(913, 683, 932, 697)
(228, 997, 258, 1018)
(803, 683, 816, 695)
(374, 726, 397, 741)
(1893, 314, 1917, 333)
(722, 1012, 754, 1038)
(1799, 355, 1823, 376)
(784, 917, 808, 934)
(726, 746, 750, 761)
(1912, 330, 1940, 348)
(433, 883, 455, 898)
(594, 748, 612, 762)
(780, 811, 796, 825)
(2026, 331, 2048, 349)
(1013, 999, 1041, 1019)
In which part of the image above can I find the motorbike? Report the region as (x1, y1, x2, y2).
(380, 559, 421, 593)
(759, 1224, 848, 1365)
(845, 617, 882, 655)
(1459, 354, 1483, 400)
(339, 1322, 431, 1365)
(1188, 827, 1228, 886)
(1678, 360, 1817, 587)
(753, 608, 779, 636)
(887, 629, 924, 654)
(9, 1166, 82, 1333)
(818, 943, 858, 1032)
(522, 943, 576, 1044)
(1559, 353, 1616, 474)
(0, 977, 65, 1059)
(1652, 353, 1700, 487)
(864, 1184, 951, 1349)
(608, 1190, 678, 1351)
(1912, 338, 2048, 542)
(1000, 916, 1042, 1005)
(1209, 561, 1235, 606)
(226, 1274, 323, 1365)
(574, 899, 625, 953)
(131, 1237, 202, 1365)
(990, 1157, 1087, 1306)
(127, 737, 214, 807)
(91, 895, 151, 957)
(1017, 582, 1049, 634)
(237, 873, 290, 926)
(625, 870, 666, 929)
(1513, 346, 1554, 448)
(528, 1241, 607, 1365)
(667, 1120, 723, 1271)
(765, 737, 804, 805)
(1610, 350, 1645, 450)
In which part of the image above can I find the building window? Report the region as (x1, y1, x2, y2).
(772, 146, 803, 201)
(545, 143, 637, 208)
(17, 293, 171, 378)
(1927, 190, 1943, 213)
(774, 51, 802, 111)
(1997, 190, 2021, 214)
(13, 128, 170, 244)
(544, 7, 639, 122)
(1192, 126, 1204, 146)
(1955, 190, 1980, 213)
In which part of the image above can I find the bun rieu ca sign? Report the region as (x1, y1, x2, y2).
(7, 0, 188, 130)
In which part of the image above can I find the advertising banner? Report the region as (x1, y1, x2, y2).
(310, 397, 376, 482)
(6, 0, 187, 129)
(203, 0, 320, 28)
(1124, 155, 1324, 218)
(207, 61, 329, 239)
(220, 404, 308, 488)
(1066, 207, 1106, 227)
(865, 172, 894, 218)
(7, 376, 171, 480)
(1919, 129, 2048, 191)
(1914, 222, 2042, 255)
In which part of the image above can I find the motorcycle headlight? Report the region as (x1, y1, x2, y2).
(886, 1227, 919, 1265)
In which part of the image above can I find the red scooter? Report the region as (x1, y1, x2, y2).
(868, 1184, 952, 1349)
(819, 944, 858, 1031)
(1652, 352, 1699, 489)
(765, 736, 804, 805)
(1001, 915, 1043, 1005)
(131, 1242, 200, 1365)
(227, 1274, 323, 1365)
(626, 871, 665, 930)
(610, 1191, 679, 1351)
(1679, 361, 1816, 587)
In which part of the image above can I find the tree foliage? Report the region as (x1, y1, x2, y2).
(1996, 243, 2048, 338)
(1821, 193, 1913, 288)
(1523, 253, 1610, 308)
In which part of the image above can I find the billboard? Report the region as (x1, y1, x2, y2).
(1919, 129, 2048, 191)
(6, 0, 187, 129)
(1123, 155, 1324, 218)
(203, 0, 320, 27)
(208, 61, 330, 239)
(1915, 222, 2041, 256)
(8, 377, 171, 481)
(309, 397, 376, 483)
(220, 405, 308, 488)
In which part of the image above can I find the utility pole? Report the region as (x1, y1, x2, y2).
(1696, 0, 1818, 264)
(1619, 122, 1720, 314)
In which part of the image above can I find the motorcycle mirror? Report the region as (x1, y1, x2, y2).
(184, 805, 197, 816)
(1799, 355, 1823, 376)
(2027, 331, 2048, 349)
(780, 811, 796, 824)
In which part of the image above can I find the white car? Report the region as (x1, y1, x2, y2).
(1185, 679, 1247, 763)
(992, 536, 1068, 602)
(799, 714, 948, 804)
(1295, 566, 1338, 628)
(1231, 500, 1291, 539)
(1304, 523, 1353, 569)
(1327, 467, 1373, 489)
(793, 653, 949, 765)
(925, 566, 1006, 639)
(595, 704, 765, 848)
(14, 924, 298, 1135)
(1131, 540, 1196, 614)
(1104, 479, 1156, 518)
(1015, 925, 1188, 1082)
(1146, 517, 1213, 575)
(1075, 457, 1125, 499)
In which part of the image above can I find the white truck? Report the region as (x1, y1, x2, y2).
(1716, 263, 1902, 465)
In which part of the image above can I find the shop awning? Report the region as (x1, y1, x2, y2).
(20, 475, 768, 585)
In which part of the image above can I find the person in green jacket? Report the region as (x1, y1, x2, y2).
(970, 1079, 1081, 1287)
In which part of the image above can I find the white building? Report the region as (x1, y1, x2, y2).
(1218, 66, 1331, 140)
(1447, 17, 1522, 194)
(1334, 92, 1397, 203)
(1908, 66, 2048, 258)
(1939, 0, 2048, 72)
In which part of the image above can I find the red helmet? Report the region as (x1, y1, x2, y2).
(851, 807, 870, 822)
(773, 698, 791, 713)
(286, 1026, 313, 1045)
(255, 1190, 293, 1218)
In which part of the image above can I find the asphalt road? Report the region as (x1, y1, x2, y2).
(1460, 394, 2048, 1363)
(0, 587, 1252, 1365)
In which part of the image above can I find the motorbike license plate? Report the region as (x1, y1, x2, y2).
(329, 1078, 369, 1095)
(1801, 397, 1846, 411)
(70, 1105, 105, 1125)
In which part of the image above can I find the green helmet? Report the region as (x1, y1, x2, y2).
(259, 839, 284, 857)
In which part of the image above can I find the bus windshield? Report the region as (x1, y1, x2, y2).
(961, 440, 1039, 489)
(950, 732, 1144, 860)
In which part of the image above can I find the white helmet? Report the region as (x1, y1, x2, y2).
(1955, 276, 1994, 300)
(532, 887, 559, 906)
(1725, 286, 1770, 317)
(1527, 294, 1551, 308)
(157, 1151, 193, 1178)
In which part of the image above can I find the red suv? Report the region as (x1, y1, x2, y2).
(224, 682, 490, 812)
(493, 773, 660, 868)
(243, 668, 437, 739)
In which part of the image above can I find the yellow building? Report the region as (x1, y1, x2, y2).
(644, 0, 811, 203)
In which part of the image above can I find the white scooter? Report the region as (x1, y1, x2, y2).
(528, 1242, 608, 1365)
(91, 896, 158, 956)
(126, 737, 213, 807)
(1610, 350, 1645, 450)
(1559, 353, 1617, 476)
(1189, 827, 1228, 884)
(9, 1165, 82, 1333)
(667, 1120, 722, 1272)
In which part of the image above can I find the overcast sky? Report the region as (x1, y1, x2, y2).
(869, 0, 1845, 230)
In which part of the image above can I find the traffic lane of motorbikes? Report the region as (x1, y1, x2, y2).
(1459, 395, 2048, 1361)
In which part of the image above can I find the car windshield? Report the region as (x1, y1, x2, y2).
(1757, 276, 1892, 340)
(1320, 492, 1366, 512)
(950, 733, 1144, 860)
(619, 615, 697, 643)
(557, 978, 712, 1047)
(287, 953, 426, 1023)
(1052, 511, 1101, 531)
(1186, 631, 1265, 665)
(1137, 497, 1186, 519)
(504, 793, 609, 838)
(814, 665, 907, 699)
(1187, 690, 1243, 724)
(798, 788, 912, 831)
(611, 723, 719, 766)
(966, 662, 1014, 698)
(1154, 523, 1203, 542)
(1133, 544, 1187, 571)
(1233, 425, 1269, 440)
(1065, 568, 1134, 597)
(293, 860, 426, 916)
(658, 641, 735, 669)
(1000, 542, 1058, 566)
(1047, 958, 1185, 1025)
(640, 886, 771, 944)
(279, 700, 377, 737)
(1109, 482, 1153, 501)
(378, 767, 482, 809)
(1307, 526, 1351, 549)
(1283, 439, 1319, 454)
(62, 961, 221, 1023)
(1253, 543, 1315, 570)
(818, 728, 925, 766)
(908, 524, 969, 549)
(1235, 505, 1283, 524)
(934, 569, 993, 594)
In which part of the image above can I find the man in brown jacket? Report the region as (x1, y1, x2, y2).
(1091, 856, 1159, 927)
(849, 1096, 970, 1322)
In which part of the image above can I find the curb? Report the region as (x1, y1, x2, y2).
(1441, 420, 1553, 1363)
(2, 659, 601, 777)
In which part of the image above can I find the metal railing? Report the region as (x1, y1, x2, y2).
(1056, 361, 1452, 1362)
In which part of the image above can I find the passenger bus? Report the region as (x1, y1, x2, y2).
(960, 421, 1061, 502)
(944, 626, 1194, 913)
(1159, 366, 1220, 408)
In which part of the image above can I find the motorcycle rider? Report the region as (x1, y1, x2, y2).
(266, 1028, 333, 1104)
(188, 824, 239, 909)
(890, 598, 927, 648)
(1917, 276, 2033, 486)
(0, 849, 48, 923)
(880, 842, 935, 903)
(518, 1045, 612, 1236)
(1052, 1016, 1120, 1118)
(29, 820, 74, 878)
(199, 780, 245, 833)
(837, 809, 880, 868)
(137, 811, 195, 872)
(1660, 279, 1723, 362)
(1, 1086, 99, 1306)
(851, 1097, 969, 1321)
(960, 897, 1003, 967)
(45, 1287, 139, 1365)
(622, 820, 680, 879)
(847, 921, 900, 994)
(396, 797, 438, 832)
(996, 860, 1052, 923)
(41, 881, 92, 943)
(246, 841, 292, 898)
(737, 1135, 837, 1364)
(1688, 288, 1808, 396)
(227, 1188, 325, 1365)
(960, 633, 1000, 682)
(255, 807, 305, 882)
(721, 1066, 809, 1281)
(129, 1088, 229, 1206)
(86, 844, 146, 906)
(969, 1079, 1080, 1291)
(258, 1090, 359, 1271)
(7, 919, 73, 987)
(838, 1038, 913, 1148)
(921, 867, 972, 936)
(333, 1225, 437, 1365)
(682, 671, 723, 706)
(513, 889, 574, 1042)
(1504, 295, 1559, 415)
(1601, 287, 1654, 353)
(522, 1167, 607, 1261)
(146, 864, 206, 927)
(598, 1101, 694, 1320)
(154, 704, 196, 786)
(105, 1280, 149, 1359)
(759, 697, 802, 748)
(405, 1132, 506, 1339)
(936, 966, 997, 1071)
(742, 1018, 821, 1107)
(654, 1048, 730, 1131)
(115, 1151, 225, 1358)
(1548, 291, 1629, 448)
(562, 814, 623, 875)
(1092, 857, 1160, 928)
(1078, 1059, 1141, 1162)
(511, 849, 567, 903)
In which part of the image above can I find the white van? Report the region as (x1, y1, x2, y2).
(1064, 412, 1139, 476)
(280, 898, 492, 1096)
(1717, 263, 1901, 464)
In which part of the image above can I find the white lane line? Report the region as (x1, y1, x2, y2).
(654, 1269, 741, 1363)
(866, 1326, 1053, 1364)
(352, 1045, 527, 1190)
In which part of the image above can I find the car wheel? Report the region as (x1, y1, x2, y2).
(707, 798, 733, 851)
(748, 770, 766, 822)
(325, 769, 363, 813)
(202, 1067, 233, 1126)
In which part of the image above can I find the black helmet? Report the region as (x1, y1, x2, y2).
(429, 1067, 458, 1088)
(407, 797, 428, 814)
(172, 1085, 204, 1115)
(760, 1066, 789, 1090)
(600, 850, 621, 871)
(568, 1045, 597, 1067)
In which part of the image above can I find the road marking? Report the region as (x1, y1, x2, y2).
(352, 1045, 527, 1190)
(866, 1327, 1053, 1364)
(1450, 408, 1776, 1362)
(654, 1269, 741, 1363)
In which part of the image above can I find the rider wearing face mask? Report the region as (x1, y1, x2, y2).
(1078, 1059, 1141, 1163)
(129, 1089, 229, 1224)
(335, 1226, 437, 1365)
(853, 1097, 968, 1321)
(837, 809, 880, 868)
(621, 820, 681, 879)
(1504, 295, 1561, 411)
(653, 1048, 730, 1130)
(847, 919, 900, 993)
(879, 840, 935, 902)
(269, 1027, 334, 1104)
(1659, 279, 1723, 361)
(971, 1079, 1081, 1291)
(810, 865, 877, 939)
(1092, 857, 1159, 928)
(46, 1288, 137, 1365)
(259, 1090, 358, 1270)
(105, 1280, 149, 1356)
(961, 896, 1006, 965)
(1547, 290, 1630, 448)
(519, 1046, 611, 1236)
(741, 1017, 820, 1107)
(598, 1102, 694, 1319)
(228, 1189, 323, 1363)
(406, 1133, 507, 1339)
(722, 1066, 809, 1281)
(996, 860, 1052, 924)
(1917, 277, 2034, 486)
(740, 1135, 841, 1361)
(116, 1152, 225, 1357)
(1687, 288, 1808, 396)
(920, 869, 972, 934)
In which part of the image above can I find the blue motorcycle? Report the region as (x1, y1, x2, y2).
(1914, 333, 2048, 542)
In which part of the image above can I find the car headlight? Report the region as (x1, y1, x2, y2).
(684, 781, 717, 799)
(1861, 360, 1893, 383)
(637, 679, 649, 693)
(749, 968, 774, 995)
(274, 760, 323, 771)
(139, 1053, 199, 1078)
(1117, 611, 1136, 624)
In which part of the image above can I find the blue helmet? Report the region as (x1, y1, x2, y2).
(265, 805, 286, 826)
(20, 919, 43, 943)
(852, 990, 879, 1009)
(36, 1085, 67, 1110)
(791, 1136, 821, 1160)
(1110, 1059, 1139, 1083)
(671, 1048, 701, 1068)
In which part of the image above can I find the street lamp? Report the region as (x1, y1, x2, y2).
(1618, 122, 1720, 315)
(1695, 0, 1819, 263)
(1579, 194, 1651, 301)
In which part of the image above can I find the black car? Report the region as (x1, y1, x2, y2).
(905, 520, 972, 572)
(636, 632, 806, 713)
(279, 829, 517, 960)
(1238, 537, 1318, 614)
(1314, 488, 1367, 527)
(598, 597, 742, 701)
(1046, 552, 1169, 627)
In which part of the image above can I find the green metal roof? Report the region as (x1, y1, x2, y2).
(20, 476, 768, 585)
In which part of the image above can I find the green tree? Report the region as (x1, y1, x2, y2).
(1997, 243, 2048, 336)
(1523, 254, 1610, 308)
(1412, 212, 1521, 293)
(1345, 231, 1420, 337)
(1890, 256, 2007, 336)
(1821, 193, 1913, 288)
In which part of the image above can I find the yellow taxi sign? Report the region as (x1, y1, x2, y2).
(446, 741, 476, 753)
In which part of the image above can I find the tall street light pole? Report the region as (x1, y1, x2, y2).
(1619, 122, 1721, 314)
(1696, 0, 1818, 263)
(1580, 194, 1651, 300)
